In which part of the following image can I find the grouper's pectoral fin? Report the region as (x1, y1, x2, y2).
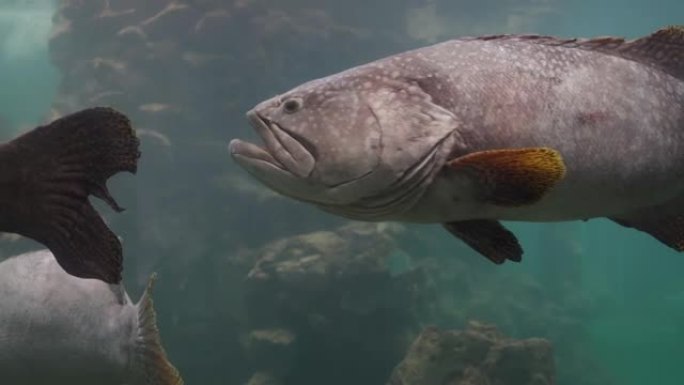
(610, 213, 684, 251)
(443, 220, 523, 264)
(447, 147, 566, 206)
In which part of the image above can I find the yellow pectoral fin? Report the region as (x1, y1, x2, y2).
(447, 147, 566, 206)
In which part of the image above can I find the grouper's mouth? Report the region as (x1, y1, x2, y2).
(229, 110, 315, 179)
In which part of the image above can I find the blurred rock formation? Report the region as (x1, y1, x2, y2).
(240, 222, 431, 385)
(387, 321, 555, 385)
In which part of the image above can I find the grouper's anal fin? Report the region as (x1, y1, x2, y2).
(0, 107, 140, 284)
(443, 220, 523, 264)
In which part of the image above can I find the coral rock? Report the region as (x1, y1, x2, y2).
(387, 321, 555, 385)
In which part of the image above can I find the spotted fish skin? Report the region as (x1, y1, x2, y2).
(394, 31, 684, 223)
(230, 27, 684, 262)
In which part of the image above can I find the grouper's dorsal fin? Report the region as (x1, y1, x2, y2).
(609, 26, 684, 80)
(473, 25, 684, 80)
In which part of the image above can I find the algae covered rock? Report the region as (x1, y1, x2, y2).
(245, 371, 282, 385)
(241, 222, 432, 385)
(387, 321, 555, 385)
(244, 328, 298, 377)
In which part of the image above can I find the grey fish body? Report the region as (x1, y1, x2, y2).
(0, 250, 183, 385)
(394, 36, 684, 222)
(231, 26, 684, 263)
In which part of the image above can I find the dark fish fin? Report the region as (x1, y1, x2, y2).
(446, 147, 566, 206)
(610, 213, 684, 251)
(443, 220, 523, 264)
(611, 25, 684, 80)
(0, 107, 140, 284)
(477, 25, 684, 79)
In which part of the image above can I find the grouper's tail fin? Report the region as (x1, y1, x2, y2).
(0, 107, 139, 284)
(135, 274, 185, 385)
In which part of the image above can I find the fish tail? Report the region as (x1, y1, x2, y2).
(135, 273, 185, 385)
(0, 107, 140, 284)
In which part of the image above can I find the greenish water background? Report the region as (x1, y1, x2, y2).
(1, 0, 684, 384)
(0, 1, 57, 131)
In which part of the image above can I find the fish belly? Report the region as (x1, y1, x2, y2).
(0, 251, 132, 384)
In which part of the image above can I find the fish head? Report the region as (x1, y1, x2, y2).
(229, 67, 459, 218)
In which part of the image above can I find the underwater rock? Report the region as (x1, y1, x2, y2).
(398, 224, 613, 385)
(244, 328, 298, 377)
(387, 321, 555, 385)
(116, 25, 149, 42)
(246, 223, 395, 286)
(141, 1, 203, 42)
(190, 9, 234, 52)
(244, 222, 416, 314)
(58, 0, 107, 20)
(245, 371, 283, 385)
(242, 222, 431, 385)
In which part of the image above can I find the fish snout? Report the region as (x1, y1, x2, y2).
(245, 110, 315, 178)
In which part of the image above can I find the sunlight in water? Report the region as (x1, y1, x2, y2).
(0, 0, 58, 133)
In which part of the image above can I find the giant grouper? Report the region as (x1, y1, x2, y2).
(230, 26, 684, 263)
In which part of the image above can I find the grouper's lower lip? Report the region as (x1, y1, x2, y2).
(228, 139, 284, 170)
(229, 132, 324, 203)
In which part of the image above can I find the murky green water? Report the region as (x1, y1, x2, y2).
(0, 2, 57, 130)
(1, 1, 683, 384)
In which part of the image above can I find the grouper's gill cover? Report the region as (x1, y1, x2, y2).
(230, 65, 458, 218)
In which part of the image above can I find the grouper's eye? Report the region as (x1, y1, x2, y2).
(282, 98, 302, 114)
